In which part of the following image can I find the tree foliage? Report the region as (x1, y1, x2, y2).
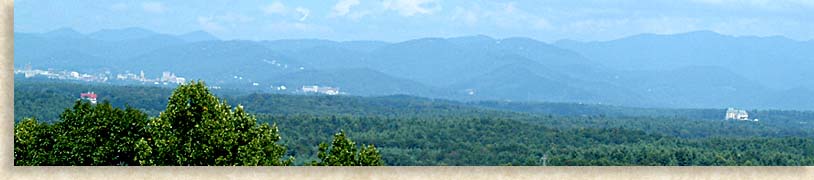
(135, 81, 293, 165)
(13, 80, 814, 166)
(310, 131, 383, 166)
(14, 118, 55, 165)
(14, 100, 149, 165)
(14, 81, 301, 166)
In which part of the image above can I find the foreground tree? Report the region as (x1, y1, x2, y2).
(53, 101, 150, 165)
(136, 81, 293, 165)
(311, 131, 383, 166)
(14, 118, 55, 165)
(14, 101, 150, 166)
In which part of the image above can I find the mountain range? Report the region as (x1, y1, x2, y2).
(14, 28, 814, 110)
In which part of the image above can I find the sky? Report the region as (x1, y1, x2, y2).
(14, 0, 814, 42)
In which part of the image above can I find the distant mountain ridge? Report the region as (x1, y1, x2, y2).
(14, 28, 814, 110)
(554, 30, 814, 90)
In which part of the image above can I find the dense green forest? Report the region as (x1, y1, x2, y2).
(13, 80, 814, 165)
(14, 81, 381, 166)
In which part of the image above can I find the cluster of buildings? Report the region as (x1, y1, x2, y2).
(15, 65, 109, 82)
(725, 108, 759, 122)
(16, 64, 187, 85)
(116, 70, 186, 85)
(161, 72, 186, 84)
(301, 85, 340, 95)
(19, 65, 349, 96)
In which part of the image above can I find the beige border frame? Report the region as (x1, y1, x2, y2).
(1, 1, 813, 179)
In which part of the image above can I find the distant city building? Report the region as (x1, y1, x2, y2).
(319, 87, 340, 95)
(80, 92, 98, 104)
(301, 85, 340, 95)
(725, 108, 757, 121)
(160, 71, 186, 84)
(161, 72, 172, 81)
(24, 64, 34, 78)
(302, 85, 319, 93)
(465, 89, 476, 96)
(15, 66, 110, 82)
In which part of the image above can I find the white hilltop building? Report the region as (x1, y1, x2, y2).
(725, 108, 758, 121)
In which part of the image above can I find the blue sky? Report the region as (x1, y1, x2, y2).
(14, 0, 814, 42)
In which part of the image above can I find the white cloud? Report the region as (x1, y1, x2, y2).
(295, 7, 310, 21)
(382, 0, 441, 16)
(330, 0, 360, 17)
(261, 2, 310, 21)
(262, 1, 288, 15)
(141, 2, 166, 13)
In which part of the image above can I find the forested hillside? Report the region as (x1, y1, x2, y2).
(14, 80, 814, 165)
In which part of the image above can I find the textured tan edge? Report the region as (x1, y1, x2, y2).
(2, 1, 814, 179)
(1, 0, 13, 176)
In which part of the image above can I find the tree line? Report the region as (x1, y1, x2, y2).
(14, 81, 383, 166)
(13, 80, 814, 165)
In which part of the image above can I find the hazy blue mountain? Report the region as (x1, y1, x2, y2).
(616, 66, 770, 108)
(336, 41, 391, 53)
(14, 28, 814, 110)
(39, 27, 86, 39)
(453, 36, 622, 84)
(262, 39, 389, 53)
(765, 87, 814, 110)
(555, 31, 814, 90)
(177, 31, 219, 42)
(128, 40, 304, 82)
(450, 60, 649, 106)
(364, 37, 523, 87)
(261, 39, 343, 53)
(14, 28, 187, 68)
(261, 40, 389, 70)
(450, 63, 597, 103)
(88, 27, 160, 41)
(270, 68, 450, 97)
(288, 46, 370, 69)
(37, 50, 111, 71)
(449, 36, 595, 67)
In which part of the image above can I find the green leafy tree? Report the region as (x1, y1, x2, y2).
(51, 100, 149, 165)
(14, 118, 55, 165)
(311, 131, 383, 166)
(136, 81, 293, 165)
